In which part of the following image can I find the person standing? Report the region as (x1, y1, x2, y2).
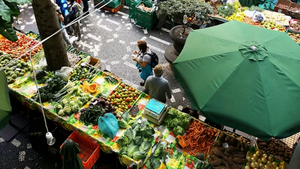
(132, 40, 153, 86)
(144, 65, 171, 103)
(82, 0, 89, 15)
(66, 0, 81, 41)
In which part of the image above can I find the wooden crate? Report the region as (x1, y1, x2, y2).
(89, 56, 101, 69)
(274, 0, 292, 14)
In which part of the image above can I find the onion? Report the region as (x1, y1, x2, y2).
(256, 151, 261, 157)
(247, 156, 251, 162)
(263, 154, 268, 157)
(251, 162, 256, 168)
(272, 162, 278, 167)
(245, 166, 250, 169)
(268, 156, 273, 162)
(257, 159, 261, 163)
(259, 163, 264, 168)
(253, 154, 257, 159)
(254, 162, 259, 168)
(267, 161, 272, 166)
(262, 157, 267, 163)
(251, 157, 256, 162)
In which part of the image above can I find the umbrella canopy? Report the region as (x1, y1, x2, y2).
(0, 70, 11, 130)
(173, 21, 300, 140)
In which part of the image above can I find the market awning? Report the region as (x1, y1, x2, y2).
(0, 70, 11, 130)
(173, 21, 300, 140)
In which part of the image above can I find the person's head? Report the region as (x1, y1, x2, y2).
(137, 40, 147, 53)
(154, 65, 163, 77)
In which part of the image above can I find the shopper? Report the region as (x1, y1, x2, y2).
(52, 1, 73, 46)
(66, 0, 81, 41)
(82, 0, 89, 15)
(155, 0, 168, 30)
(132, 40, 153, 86)
(143, 65, 171, 103)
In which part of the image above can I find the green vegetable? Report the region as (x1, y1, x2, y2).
(218, 4, 234, 18)
(133, 151, 146, 161)
(140, 141, 152, 152)
(127, 143, 139, 157)
(153, 143, 164, 157)
(64, 106, 72, 115)
(173, 126, 185, 136)
(121, 111, 130, 123)
(58, 109, 65, 116)
(118, 119, 128, 129)
(134, 136, 143, 145)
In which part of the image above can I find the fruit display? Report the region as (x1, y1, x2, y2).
(117, 118, 155, 161)
(26, 32, 38, 39)
(261, 21, 286, 32)
(208, 131, 249, 169)
(289, 19, 300, 32)
(181, 120, 219, 157)
(108, 83, 140, 113)
(257, 138, 293, 163)
(245, 148, 283, 169)
(225, 12, 245, 21)
(0, 53, 13, 67)
(80, 81, 99, 94)
(137, 3, 153, 12)
(287, 32, 300, 43)
(144, 142, 168, 169)
(79, 97, 117, 125)
(32, 75, 67, 102)
(262, 10, 290, 26)
(0, 33, 43, 62)
(2, 57, 32, 84)
(69, 64, 100, 82)
(163, 108, 192, 136)
(55, 90, 93, 117)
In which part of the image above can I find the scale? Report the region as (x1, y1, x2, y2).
(142, 99, 169, 125)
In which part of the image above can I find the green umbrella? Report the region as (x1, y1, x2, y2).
(0, 70, 11, 130)
(173, 21, 300, 140)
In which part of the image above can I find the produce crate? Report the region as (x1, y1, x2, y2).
(274, 0, 291, 15)
(60, 131, 100, 169)
(25, 31, 40, 40)
(129, 0, 141, 18)
(134, 1, 158, 29)
(88, 56, 101, 69)
(286, 2, 300, 19)
(103, 0, 122, 8)
(287, 18, 300, 34)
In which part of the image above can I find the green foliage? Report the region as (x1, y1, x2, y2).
(0, 0, 32, 41)
(218, 4, 235, 18)
(156, 0, 214, 25)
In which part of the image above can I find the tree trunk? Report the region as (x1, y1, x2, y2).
(32, 0, 70, 71)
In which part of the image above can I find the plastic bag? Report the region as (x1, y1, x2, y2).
(98, 113, 119, 139)
(55, 66, 73, 81)
(252, 11, 264, 22)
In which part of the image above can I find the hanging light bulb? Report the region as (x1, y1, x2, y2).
(183, 14, 188, 25)
(46, 132, 56, 146)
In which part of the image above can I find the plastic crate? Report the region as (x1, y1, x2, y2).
(25, 31, 40, 40)
(129, 0, 141, 18)
(104, 0, 122, 8)
(134, 1, 157, 29)
(60, 132, 100, 169)
(288, 18, 300, 34)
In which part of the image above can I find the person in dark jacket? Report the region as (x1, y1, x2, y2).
(155, 0, 168, 30)
(82, 0, 89, 15)
(66, 0, 81, 41)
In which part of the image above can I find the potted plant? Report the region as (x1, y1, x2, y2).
(157, 0, 214, 54)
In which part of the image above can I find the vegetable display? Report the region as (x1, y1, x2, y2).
(117, 118, 155, 161)
(0, 33, 42, 62)
(145, 142, 167, 169)
(55, 91, 93, 117)
(26, 32, 38, 39)
(208, 131, 249, 169)
(218, 4, 235, 18)
(30, 69, 54, 84)
(225, 12, 245, 21)
(245, 148, 282, 169)
(257, 138, 293, 163)
(287, 32, 300, 43)
(79, 97, 117, 125)
(118, 111, 130, 129)
(163, 108, 192, 136)
(182, 120, 219, 157)
(80, 81, 99, 94)
(32, 75, 67, 102)
(69, 64, 100, 82)
(67, 52, 81, 67)
(2, 57, 32, 84)
(289, 20, 300, 32)
(108, 83, 140, 113)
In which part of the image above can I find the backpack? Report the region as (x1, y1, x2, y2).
(147, 51, 159, 68)
(74, 2, 82, 18)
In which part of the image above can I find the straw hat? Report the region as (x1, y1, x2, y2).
(154, 65, 163, 77)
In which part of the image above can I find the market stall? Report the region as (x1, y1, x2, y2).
(0, 29, 295, 169)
